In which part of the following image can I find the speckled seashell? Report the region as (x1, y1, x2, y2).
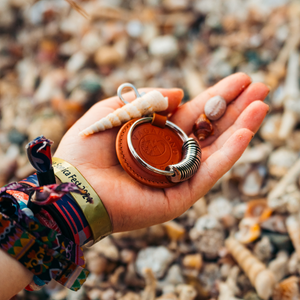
(79, 90, 168, 136)
(204, 95, 227, 121)
(225, 237, 276, 300)
(245, 199, 273, 223)
(272, 276, 300, 300)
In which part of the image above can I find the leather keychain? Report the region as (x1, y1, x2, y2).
(116, 112, 202, 188)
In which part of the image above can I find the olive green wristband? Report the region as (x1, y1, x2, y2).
(52, 157, 112, 243)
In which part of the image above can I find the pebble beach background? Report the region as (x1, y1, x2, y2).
(1, 0, 300, 299)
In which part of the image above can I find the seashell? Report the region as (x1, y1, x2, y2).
(65, 0, 89, 19)
(101, 288, 116, 300)
(253, 236, 273, 263)
(85, 251, 107, 275)
(235, 218, 261, 244)
(156, 293, 178, 300)
(163, 220, 185, 242)
(141, 268, 156, 300)
(182, 254, 203, 271)
(158, 264, 184, 290)
(119, 292, 142, 300)
(235, 143, 273, 166)
(259, 113, 284, 147)
(244, 199, 272, 223)
(181, 61, 206, 98)
(135, 246, 175, 279)
(190, 215, 224, 259)
(176, 284, 197, 300)
(287, 252, 299, 275)
(239, 165, 267, 197)
(218, 266, 241, 300)
(286, 215, 300, 259)
(272, 276, 300, 300)
(90, 236, 119, 261)
(268, 158, 300, 210)
(268, 251, 289, 282)
(225, 237, 276, 300)
(278, 51, 300, 140)
(268, 147, 298, 178)
(287, 130, 300, 151)
(192, 114, 214, 141)
(79, 90, 168, 136)
(207, 196, 232, 220)
(260, 215, 287, 234)
(204, 95, 227, 121)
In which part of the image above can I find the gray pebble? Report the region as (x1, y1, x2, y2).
(204, 95, 227, 121)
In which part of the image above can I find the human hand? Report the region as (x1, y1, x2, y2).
(54, 73, 269, 233)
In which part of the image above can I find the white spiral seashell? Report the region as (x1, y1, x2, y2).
(79, 90, 168, 136)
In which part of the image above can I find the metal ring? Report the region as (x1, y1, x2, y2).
(117, 83, 143, 105)
(127, 117, 189, 177)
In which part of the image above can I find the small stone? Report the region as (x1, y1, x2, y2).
(90, 236, 119, 261)
(204, 95, 227, 121)
(94, 45, 123, 66)
(135, 246, 175, 278)
(85, 251, 107, 275)
(66, 51, 88, 73)
(81, 31, 103, 55)
(120, 249, 136, 264)
(149, 35, 179, 59)
(27, 115, 65, 147)
(102, 289, 115, 300)
(7, 128, 27, 145)
(87, 289, 102, 300)
(126, 20, 143, 38)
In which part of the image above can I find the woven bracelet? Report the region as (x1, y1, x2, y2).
(52, 157, 112, 243)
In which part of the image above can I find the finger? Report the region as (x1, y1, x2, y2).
(170, 72, 252, 133)
(190, 128, 253, 199)
(200, 101, 269, 161)
(198, 82, 270, 148)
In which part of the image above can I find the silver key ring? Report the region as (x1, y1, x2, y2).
(127, 117, 202, 183)
(117, 83, 145, 105)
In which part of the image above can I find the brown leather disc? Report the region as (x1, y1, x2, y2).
(116, 118, 183, 188)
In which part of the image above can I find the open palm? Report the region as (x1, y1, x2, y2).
(54, 73, 269, 233)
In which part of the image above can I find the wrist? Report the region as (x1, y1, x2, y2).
(52, 157, 112, 243)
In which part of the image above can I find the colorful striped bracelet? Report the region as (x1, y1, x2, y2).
(52, 157, 112, 243)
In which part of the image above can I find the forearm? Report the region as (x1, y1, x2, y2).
(0, 249, 33, 300)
